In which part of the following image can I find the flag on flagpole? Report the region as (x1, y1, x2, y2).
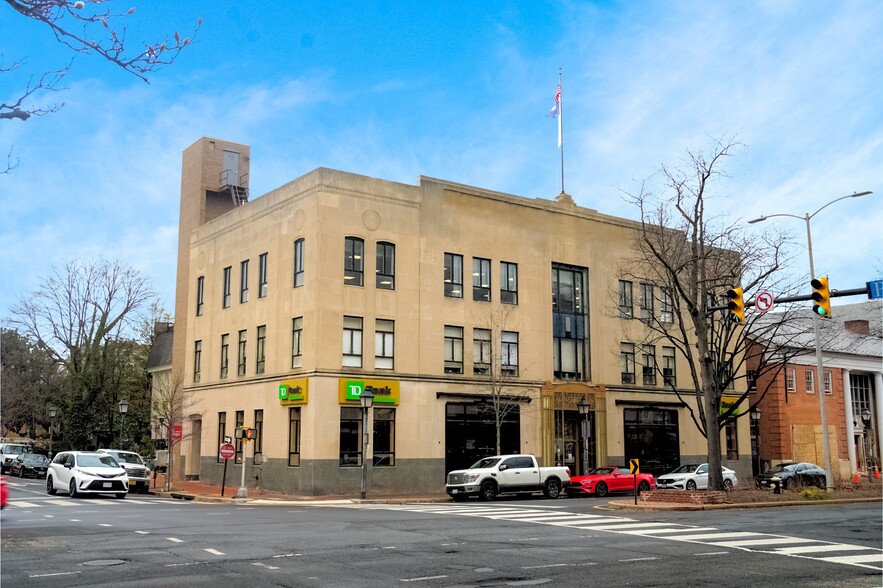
(546, 84, 562, 148)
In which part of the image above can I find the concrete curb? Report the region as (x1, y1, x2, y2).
(156, 491, 451, 506)
(607, 497, 883, 511)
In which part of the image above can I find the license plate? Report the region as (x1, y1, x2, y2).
(452, 489, 461, 493)
(129, 480, 136, 486)
(103, 482, 112, 488)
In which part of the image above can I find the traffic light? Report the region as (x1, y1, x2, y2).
(245, 428, 257, 440)
(811, 276, 831, 318)
(726, 287, 745, 324)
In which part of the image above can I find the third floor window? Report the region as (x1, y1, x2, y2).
(473, 257, 491, 302)
(376, 242, 395, 290)
(344, 237, 364, 286)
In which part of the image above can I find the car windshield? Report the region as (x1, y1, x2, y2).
(107, 452, 144, 465)
(468, 457, 501, 469)
(589, 467, 617, 475)
(5, 445, 29, 454)
(77, 455, 120, 468)
(23, 454, 48, 465)
(768, 463, 798, 473)
(669, 464, 700, 474)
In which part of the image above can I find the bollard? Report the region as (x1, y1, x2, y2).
(772, 476, 781, 494)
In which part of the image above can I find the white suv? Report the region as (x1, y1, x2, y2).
(1, 443, 32, 474)
(97, 449, 151, 493)
(47, 451, 129, 498)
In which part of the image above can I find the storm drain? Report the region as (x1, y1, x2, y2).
(82, 559, 127, 567)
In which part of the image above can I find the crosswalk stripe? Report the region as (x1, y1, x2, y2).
(622, 527, 717, 535)
(775, 544, 871, 555)
(716, 537, 816, 548)
(578, 522, 675, 531)
(669, 531, 762, 542)
(8, 501, 41, 508)
(46, 500, 78, 506)
(817, 554, 883, 565)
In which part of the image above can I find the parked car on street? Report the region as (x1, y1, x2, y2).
(10, 453, 50, 478)
(0, 443, 32, 474)
(0, 476, 8, 509)
(656, 463, 738, 490)
(755, 462, 826, 489)
(97, 449, 151, 493)
(565, 466, 656, 497)
(46, 451, 129, 499)
(445, 454, 571, 501)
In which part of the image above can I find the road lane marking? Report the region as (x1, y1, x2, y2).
(47, 500, 78, 506)
(694, 552, 730, 556)
(669, 531, 761, 541)
(401, 575, 449, 582)
(135, 531, 150, 535)
(29, 571, 82, 578)
(252, 562, 280, 570)
(775, 544, 869, 555)
(205, 548, 225, 555)
(271, 553, 302, 558)
(8, 501, 40, 508)
(619, 557, 659, 562)
(817, 554, 883, 566)
(522, 563, 569, 569)
(716, 537, 816, 548)
(167, 537, 184, 543)
(98, 523, 113, 527)
(69, 519, 81, 522)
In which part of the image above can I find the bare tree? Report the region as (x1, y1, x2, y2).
(472, 306, 534, 454)
(150, 371, 194, 491)
(621, 136, 810, 490)
(9, 259, 155, 448)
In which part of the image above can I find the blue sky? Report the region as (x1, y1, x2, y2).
(2, 1, 881, 322)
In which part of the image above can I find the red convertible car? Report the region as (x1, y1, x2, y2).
(566, 466, 655, 497)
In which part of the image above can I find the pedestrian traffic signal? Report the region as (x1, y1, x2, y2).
(726, 287, 745, 324)
(811, 276, 831, 318)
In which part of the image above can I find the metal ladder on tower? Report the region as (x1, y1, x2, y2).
(230, 184, 248, 207)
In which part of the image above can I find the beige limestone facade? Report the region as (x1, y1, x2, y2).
(169, 137, 751, 495)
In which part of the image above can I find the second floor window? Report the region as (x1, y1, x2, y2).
(376, 242, 395, 290)
(501, 331, 519, 377)
(196, 276, 204, 316)
(660, 287, 674, 323)
(220, 334, 229, 379)
(223, 266, 232, 308)
(786, 369, 796, 391)
(193, 340, 202, 383)
(621, 342, 636, 384)
(824, 371, 833, 395)
(344, 237, 364, 286)
(293, 238, 305, 287)
(473, 257, 491, 302)
(640, 283, 654, 322)
(291, 317, 303, 369)
(662, 346, 676, 386)
(342, 316, 363, 367)
(805, 369, 815, 394)
(237, 330, 247, 376)
(375, 319, 394, 370)
(258, 253, 268, 298)
(500, 261, 518, 304)
(240, 259, 249, 303)
(256, 325, 266, 374)
(444, 325, 464, 374)
(619, 280, 633, 318)
(473, 328, 491, 375)
(444, 253, 463, 298)
(642, 345, 656, 386)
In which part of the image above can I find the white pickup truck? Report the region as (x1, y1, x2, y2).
(445, 454, 570, 501)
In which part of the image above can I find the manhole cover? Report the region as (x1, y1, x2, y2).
(82, 559, 127, 567)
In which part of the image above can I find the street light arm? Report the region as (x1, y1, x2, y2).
(808, 191, 872, 220)
(748, 212, 804, 224)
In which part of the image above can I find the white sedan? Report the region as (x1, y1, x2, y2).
(47, 451, 129, 499)
(656, 463, 737, 491)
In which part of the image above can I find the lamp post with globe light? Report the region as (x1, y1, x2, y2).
(360, 388, 375, 500)
(118, 399, 129, 449)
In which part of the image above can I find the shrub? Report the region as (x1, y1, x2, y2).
(800, 486, 830, 501)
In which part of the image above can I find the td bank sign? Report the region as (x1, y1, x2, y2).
(339, 379, 399, 405)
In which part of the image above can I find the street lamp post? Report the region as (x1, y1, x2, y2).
(751, 408, 762, 477)
(48, 405, 57, 459)
(359, 388, 375, 500)
(577, 397, 591, 476)
(118, 399, 129, 449)
(861, 408, 873, 471)
(749, 190, 873, 491)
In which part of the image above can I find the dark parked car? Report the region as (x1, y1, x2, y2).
(10, 453, 50, 478)
(755, 462, 826, 489)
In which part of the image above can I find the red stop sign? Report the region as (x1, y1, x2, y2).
(219, 443, 236, 460)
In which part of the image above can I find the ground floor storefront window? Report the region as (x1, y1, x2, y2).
(445, 403, 520, 474)
(623, 407, 679, 478)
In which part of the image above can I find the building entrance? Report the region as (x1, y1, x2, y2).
(445, 403, 520, 475)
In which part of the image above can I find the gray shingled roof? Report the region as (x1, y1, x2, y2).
(146, 328, 174, 370)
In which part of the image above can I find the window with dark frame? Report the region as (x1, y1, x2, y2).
(223, 266, 232, 308)
(375, 319, 394, 370)
(786, 369, 796, 391)
(293, 238, 305, 287)
(193, 340, 202, 383)
(660, 287, 674, 323)
(473, 328, 491, 375)
(373, 408, 395, 466)
(237, 330, 247, 376)
(824, 371, 833, 395)
(339, 407, 362, 466)
(621, 342, 636, 384)
(747, 369, 757, 391)
(342, 316, 363, 367)
(725, 418, 739, 460)
(640, 283, 654, 322)
(444, 325, 464, 374)
(642, 345, 656, 386)
(662, 346, 676, 386)
(501, 331, 519, 377)
(344, 237, 364, 286)
(444, 252, 463, 298)
(253, 409, 263, 465)
(258, 252, 268, 298)
(500, 261, 518, 304)
(235, 410, 244, 463)
(220, 334, 229, 379)
(288, 407, 301, 467)
(217, 412, 226, 463)
(196, 276, 204, 316)
(256, 325, 266, 374)
(805, 369, 815, 394)
(240, 259, 249, 303)
(376, 242, 395, 290)
(472, 257, 491, 301)
(291, 317, 303, 369)
(619, 280, 633, 318)
(552, 264, 588, 380)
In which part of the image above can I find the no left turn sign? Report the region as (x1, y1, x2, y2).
(755, 291, 774, 313)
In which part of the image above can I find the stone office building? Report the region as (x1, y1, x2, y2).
(168, 137, 750, 495)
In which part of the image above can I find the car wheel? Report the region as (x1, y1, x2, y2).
(451, 494, 468, 502)
(46, 476, 57, 495)
(543, 479, 562, 499)
(638, 481, 651, 493)
(723, 479, 733, 491)
(115, 493, 127, 499)
(782, 478, 791, 490)
(594, 482, 609, 498)
(686, 480, 697, 491)
(69, 479, 79, 498)
(478, 481, 497, 502)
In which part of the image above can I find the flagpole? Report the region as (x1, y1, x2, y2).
(558, 69, 565, 195)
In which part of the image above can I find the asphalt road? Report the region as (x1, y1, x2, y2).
(2, 476, 881, 587)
